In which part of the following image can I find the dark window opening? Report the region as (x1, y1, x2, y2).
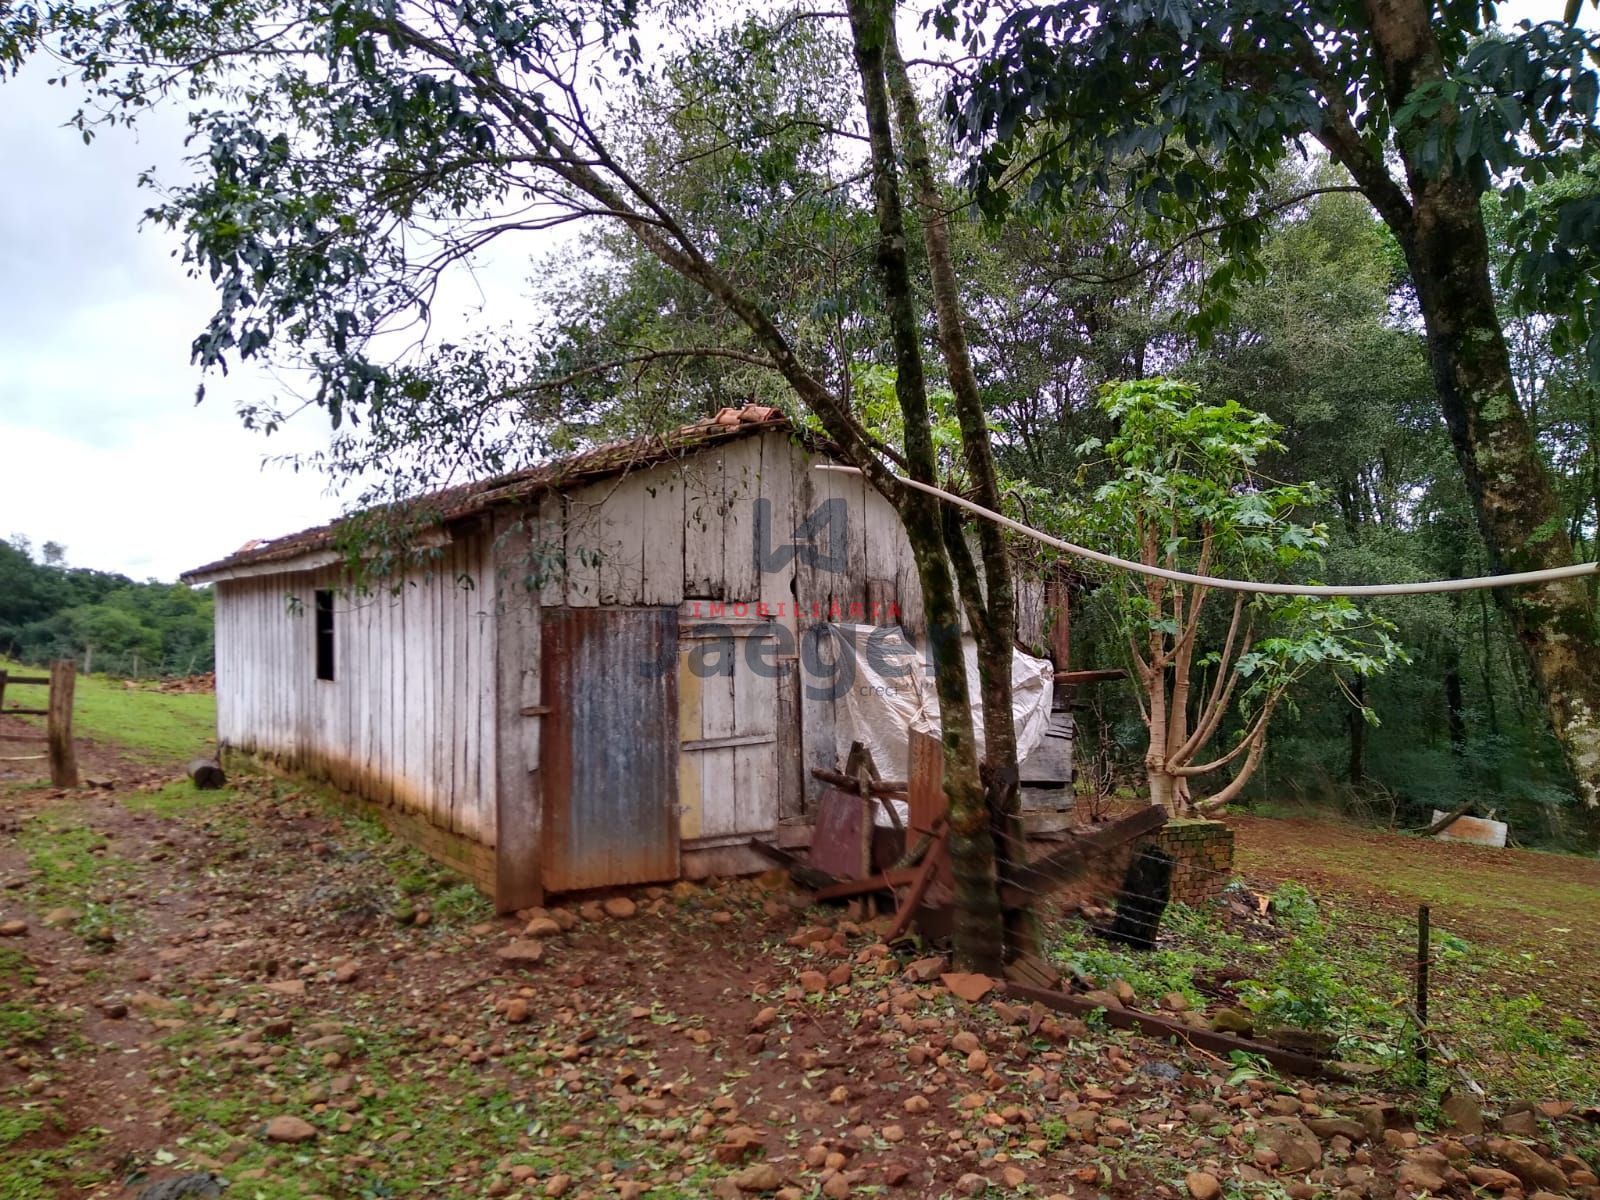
(314, 589, 335, 682)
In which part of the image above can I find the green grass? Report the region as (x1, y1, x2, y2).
(0, 947, 50, 1048)
(1, 658, 216, 763)
(15, 806, 132, 944)
(124, 778, 240, 818)
(0, 1131, 107, 1200)
(1049, 884, 1420, 1072)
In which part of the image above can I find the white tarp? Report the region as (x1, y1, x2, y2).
(818, 623, 1055, 783)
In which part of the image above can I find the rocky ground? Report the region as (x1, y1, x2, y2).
(3, 727, 1599, 1200)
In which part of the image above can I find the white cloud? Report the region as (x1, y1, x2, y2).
(1, 419, 340, 580)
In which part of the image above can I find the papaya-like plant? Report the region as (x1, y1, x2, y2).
(1079, 380, 1404, 815)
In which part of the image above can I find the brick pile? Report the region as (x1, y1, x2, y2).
(1145, 818, 1234, 904)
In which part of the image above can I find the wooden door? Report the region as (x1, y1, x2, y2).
(540, 607, 679, 891)
(677, 622, 780, 843)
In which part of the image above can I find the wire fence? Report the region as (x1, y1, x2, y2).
(942, 819, 1456, 1090)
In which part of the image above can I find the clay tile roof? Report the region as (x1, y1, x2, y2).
(182, 404, 791, 582)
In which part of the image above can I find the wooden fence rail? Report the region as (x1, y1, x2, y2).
(0, 661, 79, 786)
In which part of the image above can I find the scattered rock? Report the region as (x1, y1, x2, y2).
(1397, 1159, 1445, 1194)
(332, 961, 361, 984)
(1080, 989, 1123, 1011)
(1210, 1008, 1254, 1036)
(1485, 1137, 1568, 1193)
(733, 1162, 783, 1192)
(1108, 978, 1136, 1005)
(956, 1174, 988, 1197)
(904, 956, 946, 982)
(1466, 1165, 1520, 1191)
(799, 970, 828, 995)
(1304, 1117, 1366, 1143)
(495, 939, 545, 965)
(713, 1127, 764, 1164)
(749, 1006, 778, 1032)
(41, 906, 81, 928)
(97, 998, 129, 1020)
(130, 990, 177, 1013)
(941, 973, 995, 1003)
(264, 979, 306, 997)
(1349, 1103, 1400, 1140)
(602, 896, 637, 919)
(0, 920, 26, 937)
(1439, 1091, 1484, 1135)
(1498, 1108, 1538, 1136)
(1160, 991, 1190, 1013)
(263, 1115, 317, 1143)
(504, 999, 530, 1024)
(524, 917, 563, 939)
(1255, 1118, 1322, 1173)
(1186, 1171, 1222, 1200)
(544, 1174, 572, 1197)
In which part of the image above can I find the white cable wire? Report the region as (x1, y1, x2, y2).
(814, 464, 1600, 597)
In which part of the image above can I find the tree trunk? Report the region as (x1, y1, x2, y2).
(846, 0, 1004, 970)
(1356, 0, 1600, 809)
(1402, 185, 1600, 806)
(881, 28, 1034, 956)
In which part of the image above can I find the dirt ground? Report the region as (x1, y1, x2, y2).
(4, 727, 1600, 1200)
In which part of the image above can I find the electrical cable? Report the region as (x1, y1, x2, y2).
(814, 465, 1600, 598)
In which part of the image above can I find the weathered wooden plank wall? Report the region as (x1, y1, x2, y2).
(210, 428, 1058, 899)
(212, 530, 498, 872)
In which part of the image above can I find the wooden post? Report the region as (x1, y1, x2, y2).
(1045, 579, 1072, 674)
(0, 668, 7, 711)
(1415, 904, 1430, 1084)
(47, 659, 78, 788)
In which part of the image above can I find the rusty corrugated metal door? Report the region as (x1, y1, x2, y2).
(540, 607, 680, 891)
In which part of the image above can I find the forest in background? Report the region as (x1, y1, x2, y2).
(0, 535, 214, 677)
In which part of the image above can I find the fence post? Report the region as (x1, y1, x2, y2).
(47, 659, 78, 788)
(1415, 904, 1430, 1084)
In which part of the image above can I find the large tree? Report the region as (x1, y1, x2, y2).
(1, 0, 1037, 966)
(945, 0, 1600, 807)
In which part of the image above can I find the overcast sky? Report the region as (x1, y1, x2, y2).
(0, 1, 1575, 582)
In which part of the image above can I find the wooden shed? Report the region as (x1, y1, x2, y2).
(184, 406, 1073, 908)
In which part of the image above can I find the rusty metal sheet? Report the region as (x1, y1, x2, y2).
(809, 787, 872, 879)
(540, 607, 680, 891)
